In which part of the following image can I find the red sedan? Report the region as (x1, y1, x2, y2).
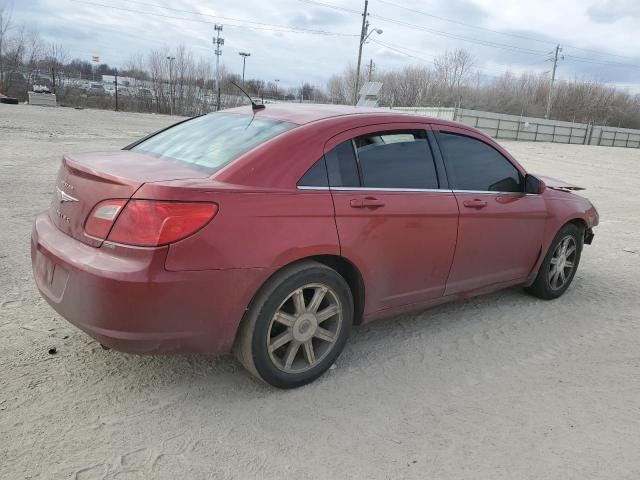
(31, 105, 599, 388)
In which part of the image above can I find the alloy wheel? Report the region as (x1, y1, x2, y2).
(548, 235, 577, 290)
(266, 283, 343, 373)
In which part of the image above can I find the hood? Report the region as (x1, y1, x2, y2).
(537, 175, 585, 193)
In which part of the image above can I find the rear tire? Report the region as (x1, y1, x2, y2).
(525, 223, 583, 300)
(235, 261, 353, 389)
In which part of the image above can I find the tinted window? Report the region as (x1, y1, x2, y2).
(298, 158, 328, 187)
(132, 113, 295, 174)
(325, 140, 360, 187)
(437, 132, 523, 192)
(354, 130, 438, 189)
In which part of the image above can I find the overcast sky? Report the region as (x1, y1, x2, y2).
(6, 0, 640, 91)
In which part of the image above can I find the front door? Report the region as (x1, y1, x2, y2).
(326, 124, 459, 314)
(434, 127, 547, 295)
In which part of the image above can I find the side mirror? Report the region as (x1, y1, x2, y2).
(525, 174, 545, 194)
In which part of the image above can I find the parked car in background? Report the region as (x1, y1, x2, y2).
(0, 91, 19, 104)
(31, 105, 599, 388)
(116, 86, 132, 96)
(88, 83, 105, 96)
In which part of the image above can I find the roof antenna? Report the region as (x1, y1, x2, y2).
(230, 81, 265, 111)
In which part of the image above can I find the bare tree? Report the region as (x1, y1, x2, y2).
(433, 49, 475, 107)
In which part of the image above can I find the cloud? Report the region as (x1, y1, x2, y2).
(288, 8, 347, 28)
(5, 0, 640, 89)
(437, 0, 488, 22)
(587, 0, 640, 23)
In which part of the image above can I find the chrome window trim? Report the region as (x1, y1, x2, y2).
(297, 186, 539, 196)
(452, 189, 540, 196)
(297, 186, 452, 193)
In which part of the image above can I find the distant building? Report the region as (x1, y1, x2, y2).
(101, 75, 136, 87)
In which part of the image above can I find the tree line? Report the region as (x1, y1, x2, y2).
(2, 8, 639, 128)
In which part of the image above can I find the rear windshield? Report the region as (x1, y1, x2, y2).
(131, 113, 295, 173)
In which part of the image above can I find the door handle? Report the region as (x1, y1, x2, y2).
(463, 199, 488, 209)
(350, 197, 385, 208)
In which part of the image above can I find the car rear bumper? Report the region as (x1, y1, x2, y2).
(31, 212, 266, 355)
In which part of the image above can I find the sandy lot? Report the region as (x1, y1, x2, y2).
(1, 104, 639, 480)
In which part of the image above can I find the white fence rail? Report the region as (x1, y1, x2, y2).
(393, 107, 640, 149)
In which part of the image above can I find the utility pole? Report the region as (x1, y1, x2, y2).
(213, 24, 224, 111)
(166, 56, 175, 115)
(239, 52, 250, 85)
(354, 0, 369, 105)
(354, 2, 382, 105)
(114, 70, 118, 112)
(545, 44, 563, 119)
(367, 58, 375, 81)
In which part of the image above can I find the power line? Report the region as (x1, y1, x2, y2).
(376, 0, 558, 45)
(297, 0, 640, 67)
(370, 10, 640, 69)
(563, 54, 640, 68)
(371, 39, 517, 78)
(373, 38, 511, 71)
(69, 0, 358, 36)
(105, 0, 356, 35)
(375, 0, 640, 63)
(371, 14, 549, 56)
(295, 0, 361, 14)
(295, 0, 550, 57)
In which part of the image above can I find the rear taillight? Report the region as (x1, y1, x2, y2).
(107, 200, 218, 246)
(85, 199, 127, 239)
(85, 199, 218, 246)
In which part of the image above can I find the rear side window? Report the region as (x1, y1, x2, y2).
(355, 130, 438, 189)
(298, 158, 328, 187)
(436, 132, 523, 192)
(131, 113, 295, 174)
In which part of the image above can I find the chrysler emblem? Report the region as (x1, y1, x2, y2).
(56, 186, 78, 203)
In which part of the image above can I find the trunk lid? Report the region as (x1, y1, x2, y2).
(49, 150, 209, 246)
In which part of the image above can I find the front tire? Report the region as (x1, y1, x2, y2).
(525, 223, 584, 300)
(235, 261, 353, 389)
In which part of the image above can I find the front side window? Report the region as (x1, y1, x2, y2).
(436, 132, 523, 192)
(131, 113, 295, 174)
(355, 130, 439, 189)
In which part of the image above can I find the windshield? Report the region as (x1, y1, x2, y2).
(131, 113, 295, 173)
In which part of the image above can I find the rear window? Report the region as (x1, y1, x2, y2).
(131, 113, 295, 173)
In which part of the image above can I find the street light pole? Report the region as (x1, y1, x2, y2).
(213, 24, 224, 111)
(166, 55, 175, 115)
(274, 79, 280, 99)
(239, 52, 250, 85)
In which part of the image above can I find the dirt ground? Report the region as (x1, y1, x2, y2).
(1, 104, 639, 480)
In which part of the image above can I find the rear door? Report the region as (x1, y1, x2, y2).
(325, 124, 459, 314)
(433, 127, 547, 295)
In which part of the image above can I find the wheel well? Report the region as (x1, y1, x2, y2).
(237, 255, 366, 349)
(263, 256, 365, 324)
(568, 218, 587, 232)
(309, 255, 365, 325)
(567, 218, 590, 243)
